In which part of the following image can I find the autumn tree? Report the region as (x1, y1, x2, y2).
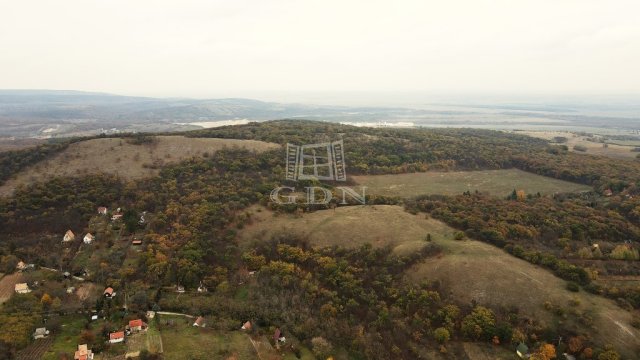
(461, 306, 496, 340)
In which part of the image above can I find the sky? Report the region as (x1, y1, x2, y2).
(1, 0, 639, 101)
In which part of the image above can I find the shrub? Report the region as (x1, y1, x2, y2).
(433, 327, 450, 343)
(566, 282, 580, 292)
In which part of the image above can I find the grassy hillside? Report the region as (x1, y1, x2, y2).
(352, 169, 591, 198)
(238, 205, 640, 358)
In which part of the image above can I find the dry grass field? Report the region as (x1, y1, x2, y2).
(239, 205, 640, 358)
(0, 136, 280, 196)
(515, 130, 640, 160)
(351, 169, 591, 198)
(238, 205, 454, 256)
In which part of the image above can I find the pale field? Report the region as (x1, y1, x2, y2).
(515, 130, 640, 160)
(351, 168, 591, 198)
(239, 205, 640, 358)
(0, 136, 280, 196)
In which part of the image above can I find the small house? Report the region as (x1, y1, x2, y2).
(97, 207, 108, 215)
(109, 331, 125, 344)
(604, 189, 613, 197)
(111, 214, 123, 221)
(516, 342, 529, 358)
(63, 230, 75, 242)
(128, 319, 146, 332)
(132, 239, 142, 246)
(74, 344, 94, 360)
(104, 287, 115, 298)
(67, 287, 76, 294)
(83, 233, 95, 244)
(146, 311, 156, 319)
(197, 282, 208, 293)
(16, 261, 27, 271)
(15, 283, 31, 294)
(33, 327, 49, 339)
(241, 321, 252, 331)
(193, 316, 206, 327)
(176, 285, 185, 293)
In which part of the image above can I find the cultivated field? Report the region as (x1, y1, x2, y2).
(239, 205, 640, 358)
(15, 337, 54, 360)
(351, 169, 591, 198)
(514, 130, 640, 160)
(0, 135, 280, 196)
(0, 272, 24, 304)
(0, 137, 45, 152)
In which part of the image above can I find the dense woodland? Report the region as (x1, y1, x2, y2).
(0, 120, 638, 359)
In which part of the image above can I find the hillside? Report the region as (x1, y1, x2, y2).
(0, 135, 279, 196)
(238, 205, 640, 358)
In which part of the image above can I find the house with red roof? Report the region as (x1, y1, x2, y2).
(109, 331, 125, 344)
(104, 287, 115, 298)
(128, 319, 147, 332)
(74, 344, 94, 360)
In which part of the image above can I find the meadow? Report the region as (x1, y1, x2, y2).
(351, 168, 591, 198)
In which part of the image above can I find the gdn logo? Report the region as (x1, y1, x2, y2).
(271, 140, 366, 205)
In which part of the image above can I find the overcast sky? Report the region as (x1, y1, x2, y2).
(1, 0, 639, 100)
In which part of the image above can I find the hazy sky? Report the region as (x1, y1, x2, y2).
(1, 0, 639, 99)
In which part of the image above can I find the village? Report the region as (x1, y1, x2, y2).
(1, 206, 303, 360)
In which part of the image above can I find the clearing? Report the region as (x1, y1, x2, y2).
(238, 205, 453, 256)
(239, 205, 640, 358)
(351, 169, 591, 198)
(0, 135, 279, 196)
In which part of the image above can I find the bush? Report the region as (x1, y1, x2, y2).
(433, 327, 450, 343)
(566, 282, 580, 292)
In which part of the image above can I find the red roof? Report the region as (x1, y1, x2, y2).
(129, 319, 144, 328)
(104, 287, 114, 295)
(110, 331, 124, 340)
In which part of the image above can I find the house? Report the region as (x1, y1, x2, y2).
(109, 331, 125, 344)
(63, 230, 75, 242)
(97, 207, 108, 215)
(193, 316, 206, 327)
(33, 327, 49, 339)
(132, 239, 142, 246)
(83, 233, 95, 244)
(197, 282, 208, 293)
(74, 344, 94, 360)
(15, 283, 31, 294)
(241, 321, 252, 331)
(104, 287, 115, 298)
(111, 214, 123, 221)
(516, 342, 529, 358)
(16, 261, 27, 271)
(128, 319, 147, 332)
(67, 287, 76, 294)
(146, 311, 156, 319)
(176, 285, 185, 293)
(604, 189, 613, 196)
